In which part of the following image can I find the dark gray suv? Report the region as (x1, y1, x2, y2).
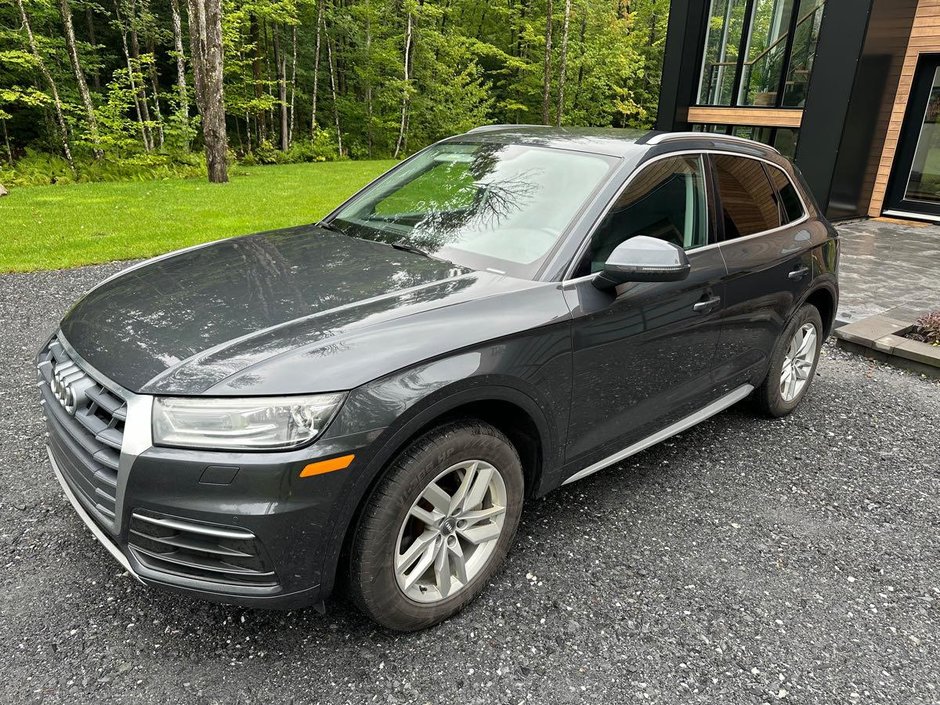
(38, 126, 839, 631)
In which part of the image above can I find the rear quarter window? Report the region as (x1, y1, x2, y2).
(712, 154, 780, 239)
(765, 164, 806, 224)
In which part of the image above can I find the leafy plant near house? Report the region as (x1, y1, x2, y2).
(906, 311, 940, 345)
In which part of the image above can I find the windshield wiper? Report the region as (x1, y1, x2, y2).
(390, 240, 432, 258)
(317, 220, 347, 235)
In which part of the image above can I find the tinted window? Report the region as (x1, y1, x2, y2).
(765, 164, 806, 224)
(582, 155, 708, 274)
(713, 155, 780, 239)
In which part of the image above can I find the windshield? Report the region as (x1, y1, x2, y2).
(331, 142, 617, 279)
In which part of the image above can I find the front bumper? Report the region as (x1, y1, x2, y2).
(39, 335, 373, 610)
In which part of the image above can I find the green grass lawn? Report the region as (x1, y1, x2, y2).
(0, 160, 396, 273)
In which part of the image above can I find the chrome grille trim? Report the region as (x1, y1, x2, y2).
(128, 511, 280, 589)
(38, 335, 128, 534)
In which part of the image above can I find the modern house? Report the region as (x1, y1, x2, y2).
(656, 0, 940, 222)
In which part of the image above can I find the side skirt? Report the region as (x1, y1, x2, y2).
(562, 384, 754, 485)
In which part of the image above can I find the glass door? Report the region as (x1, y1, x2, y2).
(886, 55, 940, 219)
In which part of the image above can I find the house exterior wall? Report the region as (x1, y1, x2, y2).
(869, 0, 940, 216)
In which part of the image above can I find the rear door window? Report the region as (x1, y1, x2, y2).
(712, 155, 780, 239)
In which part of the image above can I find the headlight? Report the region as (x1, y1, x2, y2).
(152, 394, 345, 450)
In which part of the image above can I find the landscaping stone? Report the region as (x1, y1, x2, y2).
(834, 306, 940, 378)
(0, 183, 7, 197)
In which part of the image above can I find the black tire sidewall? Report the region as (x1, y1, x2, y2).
(760, 304, 824, 417)
(349, 420, 524, 631)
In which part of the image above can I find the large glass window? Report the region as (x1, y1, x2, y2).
(692, 123, 799, 159)
(697, 0, 825, 109)
(579, 156, 709, 276)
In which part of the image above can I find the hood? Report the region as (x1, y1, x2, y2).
(60, 224, 492, 393)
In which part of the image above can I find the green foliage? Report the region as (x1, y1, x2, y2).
(0, 0, 670, 184)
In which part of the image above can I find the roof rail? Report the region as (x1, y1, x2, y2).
(646, 131, 781, 154)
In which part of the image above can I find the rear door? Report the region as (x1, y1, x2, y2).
(710, 154, 815, 388)
(562, 153, 727, 473)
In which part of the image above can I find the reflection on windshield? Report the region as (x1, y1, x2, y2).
(333, 142, 615, 278)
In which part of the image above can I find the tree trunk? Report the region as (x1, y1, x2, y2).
(364, 0, 373, 158)
(325, 24, 343, 157)
(16, 0, 74, 170)
(128, 0, 155, 145)
(169, 0, 190, 148)
(59, 0, 101, 156)
(573, 10, 586, 116)
(2, 118, 12, 166)
(187, 0, 229, 183)
(393, 9, 413, 159)
(274, 26, 288, 151)
(141, 0, 165, 148)
(541, 0, 553, 125)
(114, 0, 152, 151)
(310, 0, 323, 134)
(555, 0, 571, 127)
(288, 24, 297, 147)
(85, 8, 100, 90)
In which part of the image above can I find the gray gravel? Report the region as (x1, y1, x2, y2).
(1, 263, 939, 704)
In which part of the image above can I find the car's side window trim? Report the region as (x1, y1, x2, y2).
(565, 151, 712, 281)
(562, 149, 811, 284)
(708, 153, 812, 245)
(763, 161, 808, 225)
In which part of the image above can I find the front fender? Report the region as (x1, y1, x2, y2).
(314, 330, 571, 599)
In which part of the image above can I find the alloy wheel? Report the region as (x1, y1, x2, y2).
(394, 459, 507, 604)
(780, 322, 818, 402)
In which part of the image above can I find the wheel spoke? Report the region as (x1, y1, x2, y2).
(460, 505, 505, 527)
(402, 541, 438, 590)
(422, 482, 452, 514)
(462, 464, 495, 512)
(796, 327, 816, 358)
(459, 521, 502, 545)
(448, 461, 477, 514)
(449, 540, 468, 584)
(434, 541, 452, 597)
(396, 529, 437, 575)
(409, 505, 439, 528)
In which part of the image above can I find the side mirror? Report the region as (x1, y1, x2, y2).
(593, 235, 692, 290)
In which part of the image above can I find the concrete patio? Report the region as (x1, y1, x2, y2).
(836, 218, 940, 325)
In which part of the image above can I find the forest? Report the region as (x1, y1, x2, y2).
(0, 0, 669, 186)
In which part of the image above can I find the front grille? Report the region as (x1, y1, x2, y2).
(38, 337, 126, 533)
(128, 511, 278, 588)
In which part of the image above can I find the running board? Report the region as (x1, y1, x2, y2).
(562, 384, 754, 485)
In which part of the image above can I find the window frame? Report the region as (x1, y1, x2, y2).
(562, 149, 811, 282)
(565, 151, 718, 280)
(707, 153, 810, 243)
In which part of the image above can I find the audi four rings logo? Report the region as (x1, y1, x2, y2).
(50, 361, 89, 415)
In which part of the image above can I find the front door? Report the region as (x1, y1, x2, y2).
(885, 54, 940, 219)
(562, 154, 726, 474)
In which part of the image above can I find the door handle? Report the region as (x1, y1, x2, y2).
(692, 296, 721, 313)
(788, 266, 810, 281)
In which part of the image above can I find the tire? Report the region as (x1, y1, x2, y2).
(348, 419, 525, 631)
(755, 303, 824, 417)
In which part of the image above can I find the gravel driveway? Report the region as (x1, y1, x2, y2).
(1, 264, 938, 704)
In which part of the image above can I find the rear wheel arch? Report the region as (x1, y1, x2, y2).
(803, 284, 837, 338)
